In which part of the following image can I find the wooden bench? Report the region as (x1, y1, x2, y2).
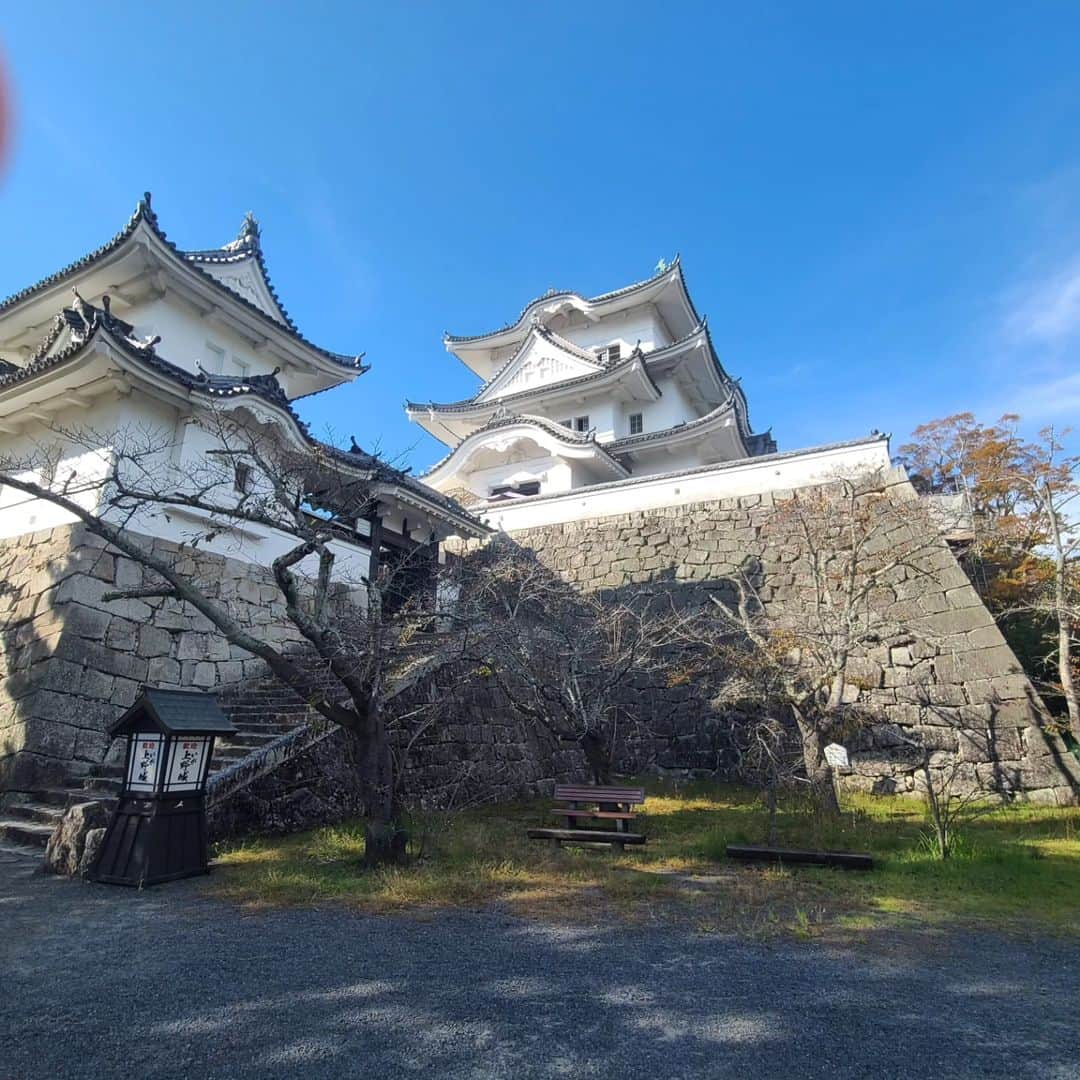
(528, 784, 646, 850)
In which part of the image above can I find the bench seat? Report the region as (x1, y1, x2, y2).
(559, 808, 636, 821)
(528, 828, 646, 845)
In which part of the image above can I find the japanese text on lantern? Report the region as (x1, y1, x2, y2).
(165, 738, 208, 792)
(127, 733, 162, 791)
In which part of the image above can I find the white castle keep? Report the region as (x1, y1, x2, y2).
(406, 259, 891, 531)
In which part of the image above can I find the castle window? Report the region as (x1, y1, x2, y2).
(234, 462, 251, 494)
(573, 415, 590, 433)
(595, 343, 621, 364)
(204, 342, 226, 374)
(489, 480, 540, 500)
(629, 413, 643, 435)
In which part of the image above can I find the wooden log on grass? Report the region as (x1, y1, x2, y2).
(726, 844, 873, 870)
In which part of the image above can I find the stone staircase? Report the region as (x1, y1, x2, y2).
(0, 674, 319, 858)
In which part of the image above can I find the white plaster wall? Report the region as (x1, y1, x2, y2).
(0, 394, 372, 582)
(463, 455, 572, 498)
(476, 440, 894, 532)
(125, 295, 287, 390)
(558, 309, 669, 355)
(627, 447, 708, 477)
(621, 377, 699, 437)
(0, 395, 179, 539)
(571, 400, 618, 443)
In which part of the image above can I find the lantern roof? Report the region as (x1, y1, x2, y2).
(111, 688, 236, 737)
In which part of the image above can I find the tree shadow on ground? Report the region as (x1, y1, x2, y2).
(2, 858, 1079, 1079)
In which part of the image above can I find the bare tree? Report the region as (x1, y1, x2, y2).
(0, 409, 479, 865)
(694, 471, 956, 814)
(457, 543, 694, 784)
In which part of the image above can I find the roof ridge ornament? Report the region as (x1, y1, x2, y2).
(222, 211, 261, 253)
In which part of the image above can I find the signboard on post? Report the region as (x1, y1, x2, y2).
(824, 743, 850, 771)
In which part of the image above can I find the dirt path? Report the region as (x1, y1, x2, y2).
(2, 848, 1077, 1079)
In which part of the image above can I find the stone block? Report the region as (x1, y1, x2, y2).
(74, 727, 113, 762)
(55, 639, 147, 683)
(44, 801, 109, 877)
(85, 552, 116, 582)
(217, 660, 244, 686)
(22, 716, 77, 759)
(62, 603, 112, 640)
(78, 667, 115, 702)
(114, 557, 144, 590)
(957, 728, 992, 763)
(146, 656, 181, 686)
(191, 662, 217, 688)
(105, 618, 138, 652)
(964, 675, 1030, 705)
(176, 633, 211, 662)
(110, 677, 141, 708)
(921, 607, 994, 638)
(1021, 756, 1076, 790)
(136, 625, 174, 658)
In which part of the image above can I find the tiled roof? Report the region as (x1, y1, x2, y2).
(445, 256, 692, 345)
(607, 397, 739, 451)
(470, 433, 891, 511)
(0, 194, 367, 373)
(423, 412, 628, 479)
(181, 212, 293, 330)
(405, 343, 660, 416)
(0, 303, 486, 534)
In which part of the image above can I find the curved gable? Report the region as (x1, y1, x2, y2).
(184, 254, 287, 325)
(475, 327, 603, 403)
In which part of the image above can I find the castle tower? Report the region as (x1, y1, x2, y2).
(406, 259, 776, 508)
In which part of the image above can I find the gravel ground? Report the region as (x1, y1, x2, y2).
(2, 846, 1078, 1080)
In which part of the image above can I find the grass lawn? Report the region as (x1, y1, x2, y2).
(210, 782, 1080, 937)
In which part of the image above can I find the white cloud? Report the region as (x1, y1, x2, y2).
(985, 370, 1080, 425)
(1004, 260, 1080, 347)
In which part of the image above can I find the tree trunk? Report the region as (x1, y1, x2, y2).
(356, 705, 407, 867)
(581, 728, 612, 785)
(1047, 495, 1079, 739)
(792, 705, 840, 815)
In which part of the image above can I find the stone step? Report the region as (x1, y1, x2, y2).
(212, 747, 252, 763)
(86, 764, 124, 779)
(84, 777, 122, 795)
(0, 817, 54, 849)
(17, 788, 77, 809)
(218, 733, 284, 750)
(225, 721, 299, 735)
(5, 802, 65, 827)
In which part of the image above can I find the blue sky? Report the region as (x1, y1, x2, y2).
(2, 2, 1078, 469)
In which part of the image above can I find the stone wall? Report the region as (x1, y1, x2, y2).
(0, 523, 589, 831)
(0, 524, 305, 793)
(207, 662, 587, 839)
(502, 476, 1080, 806)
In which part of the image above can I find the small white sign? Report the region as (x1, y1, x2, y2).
(128, 733, 163, 792)
(824, 742, 850, 770)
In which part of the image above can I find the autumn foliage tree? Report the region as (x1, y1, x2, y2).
(899, 414, 1079, 738)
